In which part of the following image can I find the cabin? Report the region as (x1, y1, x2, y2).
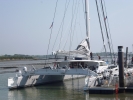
(53, 60, 108, 73)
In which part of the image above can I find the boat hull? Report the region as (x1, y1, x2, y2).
(8, 75, 85, 89)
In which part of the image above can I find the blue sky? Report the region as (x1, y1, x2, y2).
(0, 0, 133, 55)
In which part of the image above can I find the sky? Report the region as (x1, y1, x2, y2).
(0, 0, 133, 55)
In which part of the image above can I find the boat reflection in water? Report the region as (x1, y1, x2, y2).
(8, 78, 133, 100)
(87, 93, 133, 100)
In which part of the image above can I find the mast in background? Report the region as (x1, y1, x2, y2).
(85, 0, 90, 50)
(85, 0, 91, 59)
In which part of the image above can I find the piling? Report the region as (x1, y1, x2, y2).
(125, 47, 128, 68)
(118, 46, 125, 93)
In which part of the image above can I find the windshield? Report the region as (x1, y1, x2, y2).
(107, 65, 117, 69)
(99, 62, 107, 66)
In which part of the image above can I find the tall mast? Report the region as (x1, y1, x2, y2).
(85, 0, 90, 50)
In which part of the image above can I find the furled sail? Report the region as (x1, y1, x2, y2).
(53, 38, 90, 59)
(76, 38, 90, 56)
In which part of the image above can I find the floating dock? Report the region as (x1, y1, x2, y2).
(84, 86, 133, 94)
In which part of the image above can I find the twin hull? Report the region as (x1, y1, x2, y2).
(8, 75, 85, 89)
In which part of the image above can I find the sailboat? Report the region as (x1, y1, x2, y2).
(8, 0, 108, 89)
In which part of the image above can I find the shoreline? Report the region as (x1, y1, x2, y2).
(0, 59, 33, 61)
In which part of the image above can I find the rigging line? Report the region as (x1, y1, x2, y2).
(76, 3, 82, 48)
(52, 0, 70, 51)
(82, 0, 86, 28)
(100, 44, 105, 52)
(69, 0, 79, 51)
(100, 42, 108, 58)
(68, 0, 75, 58)
(58, 0, 70, 50)
(62, 19, 72, 50)
(74, 0, 84, 46)
(70, 0, 78, 44)
(63, 18, 75, 50)
(78, 23, 83, 40)
(103, 0, 115, 59)
(75, 0, 84, 41)
(71, 0, 79, 46)
(95, 0, 107, 58)
(79, 0, 85, 38)
(100, 0, 113, 61)
(45, 0, 59, 64)
(62, 17, 78, 51)
(61, 5, 72, 51)
(63, 29, 70, 50)
(71, 0, 82, 57)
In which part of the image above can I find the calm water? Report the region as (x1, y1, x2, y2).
(0, 60, 133, 100)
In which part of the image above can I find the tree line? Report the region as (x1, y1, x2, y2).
(0, 54, 33, 60)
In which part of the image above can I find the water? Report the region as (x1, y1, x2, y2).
(0, 60, 53, 74)
(8, 79, 85, 100)
(0, 60, 133, 100)
(0, 60, 52, 68)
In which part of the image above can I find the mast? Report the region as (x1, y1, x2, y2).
(85, 0, 90, 50)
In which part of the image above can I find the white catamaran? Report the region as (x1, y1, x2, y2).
(8, 0, 109, 89)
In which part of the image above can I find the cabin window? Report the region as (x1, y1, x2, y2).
(72, 62, 78, 68)
(70, 62, 85, 68)
(99, 62, 107, 66)
(108, 65, 117, 69)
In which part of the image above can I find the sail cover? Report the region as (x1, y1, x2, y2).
(54, 38, 90, 58)
(76, 38, 90, 56)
